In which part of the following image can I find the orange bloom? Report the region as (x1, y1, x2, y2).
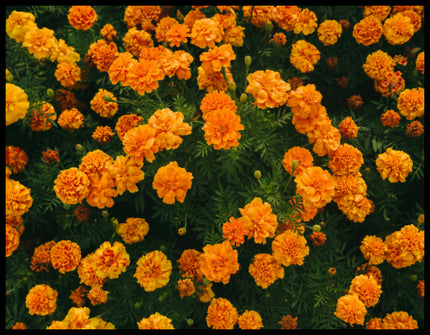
(75, 204, 91, 223)
(28, 102, 57, 132)
(347, 95, 364, 110)
(332, 173, 367, 203)
(137, 312, 174, 329)
(366, 317, 384, 329)
(53, 167, 90, 205)
(401, 10, 422, 33)
(55, 62, 82, 87)
(222, 217, 249, 247)
(115, 113, 144, 141)
(11, 322, 26, 330)
(242, 6, 273, 29)
(359, 235, 386, 265)
(287, 84, 322, 119)
(417, 280, 424, 298)
(248, 253, 284, 289)
(352, 15, 383, 46)
(272, 229, 309, 267)
(282, 147, 314, 176)
(77, 253, 105, 287)
(338, 116, 359, 139)
(294, 8, 318, 35)
(166, 23, 190, 47)
(122, 124, 159, 164)
(22, 27, 57, 60)
(6, 10, 37, 43)
(397, 87, 424, 120)
(5, 178, 33, 220)
(349, 274, 382, 307)
(177, 249, 203, 280)
(79, 149, 113, 179)
(6, 145, 28, 174)
(405, 120, 424, 138)
(376, 148, 413, 183)
(108, 52, 137, 86)
(328, 143, 364, 176)
(30, 240, 56, 272)
(294, 166, 335, 208)
(90, 89, 118, 118)
(183, 8, 207, 29)
(57, 108, 84, 131)
(222, 25, 245, 47)
(69, 286, 87, 307)
(239, 197, 278, 244)
(334, 294, 367, 326)
(154, 16, 178, 43)
(100, 23, 116, 41)
(6, 83, 29, 127)
(55, 89, 78, 112)
(177, 278, 195, 299)
(383, 13, 415, 45)
(317, 20, 342, 46)
(111, 155, 144, 196)
(68, 6, 97, 31)
(246, 69, 291, 109)
(380, 109, 401, 128)
(374, 71, 405, 97)
(363, 50, 395, 81)
(52, 38, 80, 64)
(308, 122, 341, 157)
(6, 224, 20, 257)
(270, 6, 300, 32)
(341, 196, 373, 223)
(190, 18, 223, 49)
(87, 286, 108, 306)
(415, 51, 424, 74)
(363, 6, 391, 22)
(206, 297, 238, 329)
(279, 315, 298, 329)
(50, 240, 82, 274)
(25, 284, 57, 317)
(123, 27, 154, 57)
(152, 161, 193, 204)
(290, 40, 320, 73)
(197, 65, 233, 92)
(200, 241, 239, 284)
(127, 60, 165, 95)
(238, 310, 264, 329)
(200, 90, 237, 120)
(117, 217, 149, 244)
(92, 126, 114, 145)
(123, 6, 145, 29)
(93, 241, 130, 280)
(309, 231, 326, 247)
(270, 32, 287, 45)
(61, 307, 92, 329)
(161, 50, 194, 80)
(85, 173, 118, 209)
(200, 43, 236, 75)
(382, 311, 418, 329)
(134, 250, 172, 291)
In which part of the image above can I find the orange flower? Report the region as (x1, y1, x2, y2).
(85, 173, 118, 209)
(111, 155, 144, 196)
(383, 13, 415, 45)
(134, 250, 172, 291)
(246, 69, 291, 109)
(405, 120, 424, 138)
(206, 297, 238, 329)
(341, 196, 373, 223)
(108, 52, 137, 86)
(75, 204, 91, 223)
(26, 284, 58, 316)
(77, 253, 105, 287)
(57, 108, 84, 131)
(417, 280, 424, 298)
(200, 241, 239, 284)
(148, 108, 192, 151)
(50, 240, 82, 274)
(363, 50, 395, 81)
(248, 253, 284, 289)
(190, 18, 223, 49)
(6, 145, 28, 174)
(222, 217, 249, 247)
(79, 149, 113, 179)
(287, 84, 322, 119)
(294, 166, 335, 208)
(200, 43, 236, 75)
(359, 235, 386, 265)
(334, 294, 367, 326)
(122, 124, 159, 164)
(100, 23, 116, 41)
(366, 317, 383, 329)
(376, 148, 413, 183)
(374, 71, 405, 97)
(90, 89, 118, 118)
(183, 8, 206, 29)
(200, 90, 237, 120)
(115, 114, 144, 141)
(28, 102, 57, 132)
(152, 161, 193, 204)
(270, 32, 287, 45)
(31, 240, 56, 272)
(22, 27, 57, 60)
(397, 87, 424, 120)
(55, 62, 82, 87)
(6, 224, 20, 257)
(155, 16, 178, 43)
(177, 278, 195, 299)
(363, 6, 391, 21)
(328, 143, 364, 176)
(309, 231, 326, 247)
(332, 173, 368, 205)
(6, 83, 29, 126)
(69, 286, 87, 307)
(279, 315, 298, 329)
(93, 241, 130, 280)
(11, 322, 26, 330)
(238, 310, 264, 329)
(165, 23, 190, 47)
(92, 126, 114, 145)
(348, 274, 382, 308)
(382, 311, 418, 329)
(61, 307, 92, 329)
(123, 27, 153, 57)
(317, 19, 342, 46)
(308, 122, 341, 157)
(137, 312, 174, 329)
(117, 217, 149, 244)
(197, 64, 233, 92)
(294, 8, 318, 35)
(290, 40, 320, 73)
(347, 95, 364, 110)
(68, 6, 97, 31)
(338, 116, 359, 139)
(52, 38, 80, 64)
(401, 10, 422, 33)
(161, 50, 194, 80)
(6, 10, 37, 43)
(242, 6, 273, 29)
(415, 51, 424, 74)
(272, 229, 309, 267)
(5, 178, 33, 220)
(222, 25, 245, 47)
(87, 286, 108, 306)
(239, 197, 278, 244)
(270, 6, 301, 32)
(380, 109, 401, 128)
(55, 89, 78, 111)
(127, 59, 165, 95)
(177, 249, 203, 280)
(352, 15, 383, 46)
(53, 167, 90, 205)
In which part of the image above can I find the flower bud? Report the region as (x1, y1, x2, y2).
(364, 167, 371, 174)
(186, 319, 194, 326)
(228, 80, 236, 93)
(410, 274, 418, 281)
(75, 144, 83, 151)
(312, 224, 321, 232)
(160, 244, 167, 251)
(254, 170, 262, 179)
(6, 69, 13, 82)
(46, 88, 55, 98)
(328, 267, 336, 276)
(101, 210, 109, 218)
(178, 227, 186, 235)
(103, 95, 115, 102)
(244, 55, 252, 67)
(265, 20, 273, 33)
(239, 93, 247, 103)
(417, 214, 424, 225)
(134, 301, 142, 309)
(291, 160, 299, 172)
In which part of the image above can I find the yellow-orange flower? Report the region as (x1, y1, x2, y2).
(57, 108, 84, 131)
(415, 51, 424, 74)
(77, 253, 105, 287)
(115, 113, 144, 141)
(282, 146, 314, 177)
(383, 13, 414, 45)
(374, 71, 405, 97)
(30, 240, 56, 272)
(272, 229, 309, 267)
(197, 64, 233, 92)
(93, 241, 130, 280)
(127, 59, 165, 95)
(6, 224, 20, 257)
(117, 217, 149, 244)
(177, 249, 203, 280)
(87, 286, 108, 306)
(349, 274, 382, 308)
(100, 23, 116, 41)
(338, 116, 359, 139)
(222, 216, 249, 247)
(55, 62, 82, 87)
(334, 294, 367, 326)
(69, 286, 87, 307)
(352, 15, 383, 46)
(328, 143, 364, 176)
(6, 83, 29, 127)
(363, 6, 391, 22)
(137, 312, 174, 329)
(92, 126, 114, 145)
(200, 90, 237, 120)
(134, 250, 172, 291)
(238, 310, 264, 329)
(111, 155, 144, 196)
(6, 10, 37, 43)
(417, 280, 424, 298)
(270, 6, 300, 32)
(290, 40, 320, 73)
(90, 89, 118, 118)
(28, 102, 57, 132)
(61, 307, 92, 329)
(50, 240, 82, 274)
(381, 109, 401, 128)
(152, 161, 193, 204)
(161, 50, 194, 80)
(5, 178, 33, 220)
(177, 278, 195, 298)
(22, 27, 57, 60)
(85, 172, 117, 209)
(242, 6, 273, 28)
(287, 84, 322, 119)
(246, 69, 291, 109)
(405, 120, 424, 138)
(6, 145, 28, 174)
(122, 124, 159, 164)
(200, 241, 239, 284)
(309, 231, 326, 247)
(248, 253, 284, 289)
(382, 311, 418, 329)
(279, 315, 298, 329)
(317, 19, 342, 46)
(200, 43, 236, 75)
(25, 284, 58, 316)
(166, 23, 190, 47)
(68, 6, 97, 31)
(270, 32, 287, 45)
(363, 50, 395, 81)
(190, 18, 223, 49)
(206, 297, 238, 329)
(108, 52, 137, 86)
(294, 8, 318, 35)
(397, 87, 424, 120)
(53, 167, 90, 205)
(11, 322, 26, 330)
(376, 148, 413, 183)
(123, 27, 154, 57)
(155, 16, 178, 43)
(360, 235, 386, 265)
(366, 317, 383, 329)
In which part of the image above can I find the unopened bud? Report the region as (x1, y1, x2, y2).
(410, 274, 418, 281)
(244, 55, 252, 67)
(101, 210, 109, 218)
(312, 224, 321, 232)
(239, 93, 247, 103)
(254, 170, 262, 179)
(134, 301, 142, 309)
(75, 144, 83, 151)
(186, 319, 194, 326)
(364, 167, 371, 174)
(160, 244, 167, 251)
(103, 95, 116, 103)
(228, 81, 236, 93)
(265, 20, 273, 33)
(6, 69, 13, 82)
(417, 214, 424, 225)
(46, 88, 55, 98)
(291, 160, 299, 172)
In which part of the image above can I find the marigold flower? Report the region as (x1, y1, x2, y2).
(238, 310, 264, 329)
(137, 312, 174, 329)
(342, 196, 373, 223)
(190, 18, 223, 49)
(334, 294, 367, 326)
(366, 317, 383, 329)
(308, 122, 341, 157)
(405, 120, 424, 138)
(383, 13, 415, 45)
(415, 51, 424, 74)
(363, 50, 395, 81)
(270, 6, 301, 32)
(282, 147, 314, 177)
(6, 178, 33, 220)
(93, 241, 130, 280)
(374, 71, 405, 97)
(200, 241, 239, 284)
(279, 315, 298, 329)
(92, 125, 115, 145)
(57, 108, 84, 132)
(26, 284, 58, 316)
(85, 173, 117, 209)
(417, 280, 424, 298)
(177, 249, 203, 280)
(295, 166, 335, 208)
(28, 102, 57, 132)
(290, 40, 320, 73)
(246, 69, 291, 109)
(309, 231, 326, 247)
(50, 240, 82, 274)
(161, 50, 194, 80)
(6, 83, 29, 127)
(359, 235, 386, 265)
(117, 217, 149, 244)
(31, 240, 56, 272)
(123, 27, 154, 57)
(352, 15, 383, 46)
(11, 322, 26, 330)
(122, 124, 159, 164)
(87, 286, 108, 306)
(165, 23, 190, 47)
(79, 149, 113, 179)
(111, 155, 144, 196)
(134, 250, 172, 291)
(222, 217, 249, 247)
(347, 95, 364, 110)
(338, 116, 359, 139)
(243, 6, 274, 29)
(77, 253, 105, 287)
(55, 89, 78, 112)
(317, 19, 342, 46)
(75, 204, 91, 223)
(376, 148, 413, 183)
(68, 6, 97, 31)
(115, 113, 144, 141)
(328, 144, 364, 176)
(332, 172, 368, 206)
(272, 229, 309, 266)
(6, 10, 37, 43)
(249, 253, 284, 289)
(55, 62, 82, 88)
(200, 43, 236, 75)
(200, 90, 237, 120)
(70, 286, 87, 307)
(155, 16, 178, 43)
(380, 109, 401, 128)
(52, 38, 80, 63)
(127, 59, 165, 95)
(22, 27, 57, 60)
(206, 297, 238, 329)
(177, 278, 195, 298)
(61, 307, 92, 329)
(363, 6, 391, 22)
(349, 274, 382, 308)
(397, 87, 424, 120)
(108, 52, 137, 86)
(294, 8, 318, 35)
(382, 311, 418, 329)
(6, 224, 20, 257)
(197, 64, 233, 92)
(223, 25, 245, 47)
(100, 23, 116, 41)
(287, 84, 322, 119)
(6, 145, 28, 174)
(90, 89, 118, 118)
(53, 167, 90, 205)
(270, 32, 287, 45)
(183, 8, 206, 29)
